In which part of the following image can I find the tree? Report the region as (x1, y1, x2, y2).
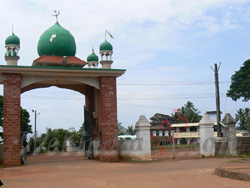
(0, 95, 32, 145)
(227, 59, 250, 102)
(78, 122, 85, 134)
(126, 125, 136, 135)
(235, 108, 250, 131)
(172, 101, 202, 123)
(28, 126, 85, 153)
(21, 107, 32, 147)
(118, 122, 126, 135)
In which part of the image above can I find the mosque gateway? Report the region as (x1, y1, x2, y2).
(0, 13, 125, 167)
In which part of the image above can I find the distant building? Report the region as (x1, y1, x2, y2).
(206, 111, 218, 122)
(150, 111, 248, 146)
(150, 113, 176, 144)
(206, 111, 222, 132)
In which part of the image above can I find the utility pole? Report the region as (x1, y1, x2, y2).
(210, 63, 222, 137)
(32, 110, 40, 151)
(171, 130, 175, 159)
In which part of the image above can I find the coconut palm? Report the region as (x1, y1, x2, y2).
(173, 101, 202, 123)
(127, 125, 136, 135)
(235, 108, 250, 131)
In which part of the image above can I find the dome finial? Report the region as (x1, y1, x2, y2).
(52, 10, 60, 22)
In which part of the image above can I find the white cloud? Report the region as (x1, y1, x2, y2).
(0, 0, 249, 67)
(1, 0, 250, 131)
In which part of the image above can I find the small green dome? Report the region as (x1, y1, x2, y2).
(37, 22, 76, 56)
(5, 33, 20, 45)
(100, 40, 113, 51)
(5, 50, 17, 57)
(87, 50, 99, 62)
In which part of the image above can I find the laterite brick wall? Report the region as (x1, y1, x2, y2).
(3, 73, 21, 167)
(237, 137, 250, 154)
(98, 76, 119, 162)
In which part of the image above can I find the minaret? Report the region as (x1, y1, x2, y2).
(87, 48, 99, 68)
(99, 40, 113, 69)
(5, 33, 20, 66)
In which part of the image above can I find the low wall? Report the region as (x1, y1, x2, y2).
(215, 137, 228, 155)
(237, 137, 250, 154)
(118, 138, 144, 160)
(0, 143, 3, 164)
(119, 115, 151, 161)
(215, 137, 250, 155)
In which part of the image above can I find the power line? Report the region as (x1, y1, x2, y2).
(20, 93, 226, 101)
(118, 103, 172, 109)
(117, 82, 224, 86)
(20, 91, 227, 101)
(117, 80, 250, 86)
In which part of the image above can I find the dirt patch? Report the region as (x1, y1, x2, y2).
(214, 158, 250, 181)
(1, 156, 250, 187)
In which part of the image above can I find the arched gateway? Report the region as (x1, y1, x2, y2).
(0, 17, 125, 167)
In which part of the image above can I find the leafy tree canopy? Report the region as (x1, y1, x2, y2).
(118, 122, 127, 135)
(227, 59, 250, 102)
(126, 125, 136, 135)
(0, 95, 32, 145)
(29, 127, 85, 153)
(172, 101, 202, 123)
(21, 107, 32, 146)
(235, 108, 250, 131)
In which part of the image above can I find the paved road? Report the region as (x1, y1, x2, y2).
(0, 156, 250, 187)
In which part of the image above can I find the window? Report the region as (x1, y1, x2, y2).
(180, 127, 186, 132)
(190, 126, 197, 132)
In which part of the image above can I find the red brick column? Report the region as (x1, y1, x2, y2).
(3, 73, 22, 167)
(98, 76, 119, 162)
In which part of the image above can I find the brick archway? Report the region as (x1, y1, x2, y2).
(0, 66, 125, 167)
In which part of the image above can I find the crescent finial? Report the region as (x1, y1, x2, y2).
(52, 10, 60, 22)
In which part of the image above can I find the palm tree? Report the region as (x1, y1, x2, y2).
(173, 101, 202, 123)
(235, 108, 250, 130)
(127, 125, 136, 135)
(118, 122, 126, 135)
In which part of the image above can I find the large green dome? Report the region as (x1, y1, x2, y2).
(87, 50, 99, 62)
(100, 40, 113, 51)
(5, 33, 20, 45)
(37, 22, 76, 56)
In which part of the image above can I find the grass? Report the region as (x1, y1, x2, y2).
(0, 164, 3, 168)
(238, 151, 250, 158)
(240, 158, 249, 161)
(215, 154, 234, 158)
(229, 158, 250, 163)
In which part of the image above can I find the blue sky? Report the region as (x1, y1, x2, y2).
(0, 0, 250, 135)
